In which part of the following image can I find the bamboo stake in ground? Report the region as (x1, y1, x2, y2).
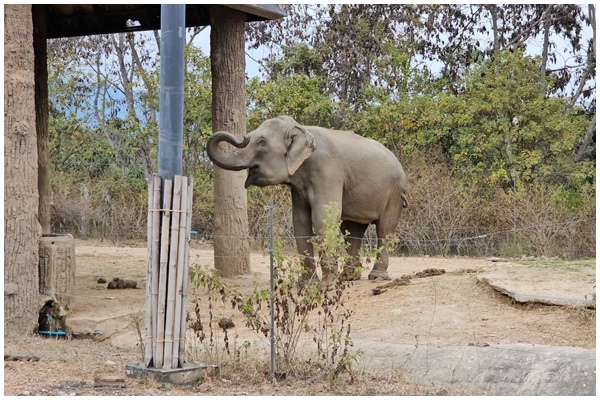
(144, 176, 154, 367)
(172, 176, 188, 368)
(155, 178, 173, 369)
(149, 174, 162, 367)
(163, 175, 183, 369)
(178, 177, 194, 365)
(145, 175, 161, 367)
(143, 174, 194, 370)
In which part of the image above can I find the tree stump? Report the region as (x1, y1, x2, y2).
(38, 234, 76, 308)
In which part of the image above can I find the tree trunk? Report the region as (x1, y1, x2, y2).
(574, 112, 596, 162)
(33, 5, 50, 235)
(210, 6, 251, 277)
(539, 5, 552, 96)
(4, 4, 41, 336)
(487, 5, 501, 53)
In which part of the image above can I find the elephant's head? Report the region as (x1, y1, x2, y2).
(206, 116, 316, 188)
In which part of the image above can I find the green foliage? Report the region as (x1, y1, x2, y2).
(247, 73, 335, 128)
(434, 50, 592, 191)
(183, 46, 213, 176)
(313, 203, 349, 266)
(357, 49, 595, 202)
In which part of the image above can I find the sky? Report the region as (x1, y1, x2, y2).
(192, 27, 264, 79)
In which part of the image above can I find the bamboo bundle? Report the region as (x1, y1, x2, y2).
(144, 174, 194, 370)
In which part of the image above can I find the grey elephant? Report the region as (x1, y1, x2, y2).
(206, 115, 408, 284)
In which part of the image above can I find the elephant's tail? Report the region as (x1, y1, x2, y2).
(401, 191, 409, 208)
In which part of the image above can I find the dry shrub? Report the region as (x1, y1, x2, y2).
(399, 165, 479, 256)
(189, 174, 215, 240)
(507, 183, 596, 259)
(187, 205, 360, 383)
(247, 185, 295, 251)
(50, 172, 147, 242)
(397, 155, 595, 259)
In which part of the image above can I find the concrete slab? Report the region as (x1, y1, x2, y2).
(69, 314, 139, 347)
(125, 363, 208, 385)
(358, 342, 596, 396)
(477, 262, 595, 308)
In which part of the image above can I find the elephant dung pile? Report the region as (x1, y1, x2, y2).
(104, 277, 138, 289)
(372, 268, 446, 295)
(372, 276, 411, 295)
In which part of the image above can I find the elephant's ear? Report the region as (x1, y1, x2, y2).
(286, 125, 316, 175)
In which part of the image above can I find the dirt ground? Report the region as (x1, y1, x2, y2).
(3, 240, 596, 396)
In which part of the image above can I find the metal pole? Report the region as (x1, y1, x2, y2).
(269, 198, 275, 383)
(158, 4, 185, 180)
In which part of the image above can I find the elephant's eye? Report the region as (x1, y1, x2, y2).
(257, 138, 267, 146)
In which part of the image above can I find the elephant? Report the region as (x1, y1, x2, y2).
(206, 115, 407, 285)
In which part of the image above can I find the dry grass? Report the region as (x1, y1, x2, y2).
(4, 334, 463, 396)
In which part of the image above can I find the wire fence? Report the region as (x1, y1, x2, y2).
(190, 215, 596, 260)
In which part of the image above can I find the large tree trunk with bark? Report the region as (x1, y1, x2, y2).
(4, 4, 41, 336)
(209, 6, 251, 277)
(33, 4, 50, 235)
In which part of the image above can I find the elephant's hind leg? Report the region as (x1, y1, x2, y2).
(340, 220, 368, 281)
(368, 206, 402, 281)
(368, 224, 392, 280)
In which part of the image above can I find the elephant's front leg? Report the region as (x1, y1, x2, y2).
(310, 201, 343, 289)
(291, 192, 317, 285)
(340, 220, 368, 281)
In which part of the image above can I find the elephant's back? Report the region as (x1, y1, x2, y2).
(310, 126, 398, 159)
(298, 126, 406, 224)
(313, 127, 404, 178)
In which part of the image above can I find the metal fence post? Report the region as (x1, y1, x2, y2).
(269, 199, 275, 383)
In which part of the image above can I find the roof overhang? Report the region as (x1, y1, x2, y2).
(44, 4, 286, 39)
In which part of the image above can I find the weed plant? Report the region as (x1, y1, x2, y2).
(187, 203, 362, 382)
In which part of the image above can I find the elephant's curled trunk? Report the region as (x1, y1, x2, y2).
(206, 131, 251, 171)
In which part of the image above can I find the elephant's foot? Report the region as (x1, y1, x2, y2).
(368, 269, 391, 281)
(340, 267, 362, 281)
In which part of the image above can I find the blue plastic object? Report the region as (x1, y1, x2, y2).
(38, 330, 67, 336)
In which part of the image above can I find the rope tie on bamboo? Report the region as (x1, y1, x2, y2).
(147, 337, 186, 343)
(147, 208, 192, 213)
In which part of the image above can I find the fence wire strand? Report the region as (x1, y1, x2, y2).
(195, 216, 595, 244)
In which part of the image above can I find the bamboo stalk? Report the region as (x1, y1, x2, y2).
(149, 174, 162, 367)
(178, 177, 193, 366)
(144, 175, 155, 367)
(155, 178, 173, 369)
(163, 175, 183, 369)
(172, 176, 188, 368)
